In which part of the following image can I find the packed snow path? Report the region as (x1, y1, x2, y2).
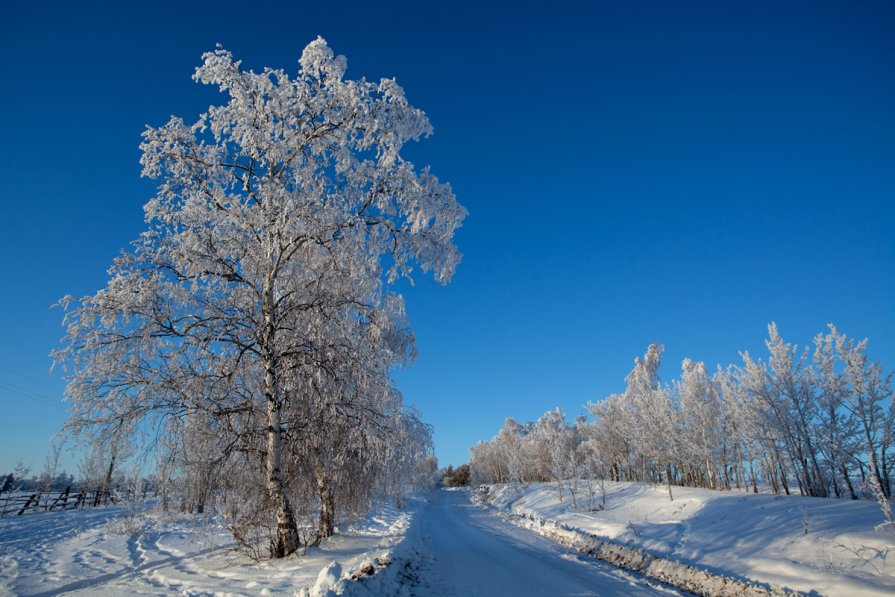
(411, 490, 678, 596)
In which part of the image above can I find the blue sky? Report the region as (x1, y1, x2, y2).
(1, 1, 893, 472)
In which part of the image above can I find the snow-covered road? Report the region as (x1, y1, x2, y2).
(410, 490, 678, 596)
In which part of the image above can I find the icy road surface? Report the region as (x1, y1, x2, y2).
(412, 489, 679, 596)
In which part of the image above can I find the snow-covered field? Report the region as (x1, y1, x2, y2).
(478, 481, 895, 596)
(0, 500, 415, 596)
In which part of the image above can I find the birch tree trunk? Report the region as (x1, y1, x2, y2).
(96, 420, 122, 507)
(315, 467, 336, 539)
(665, 464, 674, 502)
(264, 353, 299, 557)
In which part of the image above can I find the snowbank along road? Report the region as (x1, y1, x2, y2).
(408, 489, 681, 596)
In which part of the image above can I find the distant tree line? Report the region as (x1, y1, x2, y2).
(470, 324, 894, 512)
(0, 471, 74, 495)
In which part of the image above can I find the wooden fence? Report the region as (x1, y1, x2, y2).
(0, 487, 115, 517)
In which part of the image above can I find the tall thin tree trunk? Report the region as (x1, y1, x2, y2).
(264, 354, 299, 558)
(314, 465, 336, 539)
(96, 419, 122, 507)
(863, 424, 889, 499)
(779, 463, 790, 495)
(98, 450, 116, 506)
(749, 460, 758, 494)
(882, 457, 891, 498)
(665, 464, 674, 502)
(840, 464, 857, 500)
(195, 468, 209, 515)
(765, 457, 779, 494)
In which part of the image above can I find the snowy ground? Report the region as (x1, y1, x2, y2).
(0, 500, 414, 596)
(0, 490, 677, 597)
(478, 480, 895, 597)
(6, 485, 889, 596)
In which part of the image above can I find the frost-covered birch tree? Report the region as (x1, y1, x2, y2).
(677, 359, 724, 490)
(54, 38, 465, 557)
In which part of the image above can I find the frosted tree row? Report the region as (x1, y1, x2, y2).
(470, 324, 894, 506)
(53, 39, 464, 558)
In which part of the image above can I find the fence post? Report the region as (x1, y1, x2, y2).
(17, 493, 38, 516)
(49, 486, 71, 511)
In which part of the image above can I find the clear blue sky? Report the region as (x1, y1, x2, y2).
(1, 1, 893, 473)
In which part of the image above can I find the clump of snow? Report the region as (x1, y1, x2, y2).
(309, 561, 343, 596)
(477, 481, 895, 597)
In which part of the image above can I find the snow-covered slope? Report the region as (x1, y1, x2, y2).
(0, 501, 415, 596)
(478, 481, 895, 596)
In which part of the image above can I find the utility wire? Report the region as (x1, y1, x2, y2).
(0, 363, 62, 392)
(0, 380, 65, 410)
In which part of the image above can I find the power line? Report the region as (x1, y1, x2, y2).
(0, 380, 65, 410)
(0, 363, 63, 392)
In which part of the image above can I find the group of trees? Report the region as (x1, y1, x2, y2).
(470, 324, 894, 510)
(53, 39, 464, 558)
(442, 464, 471, 487)
(469, 407, 590, 502)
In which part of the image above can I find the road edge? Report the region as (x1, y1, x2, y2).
(472, 485, 806, 597)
